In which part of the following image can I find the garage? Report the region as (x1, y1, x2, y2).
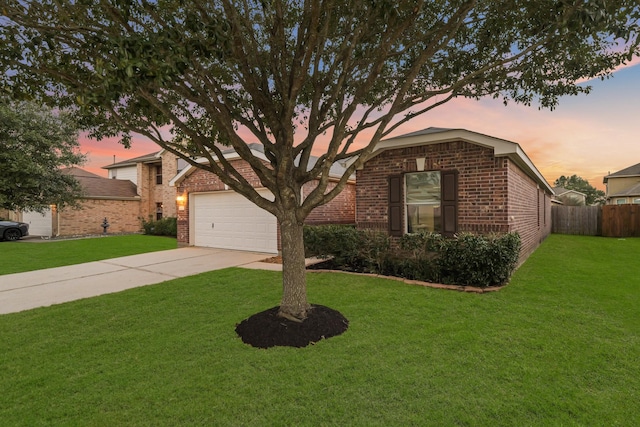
(191, 190, 278, 253)
(22, 209, 53, 237)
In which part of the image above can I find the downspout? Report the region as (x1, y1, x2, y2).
(55, 205, 60, 237)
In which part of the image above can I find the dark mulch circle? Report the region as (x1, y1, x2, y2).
(235, 304, 349, 349)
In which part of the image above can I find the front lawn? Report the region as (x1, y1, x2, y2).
(1, 235, 638, 425)
(0, 234, 177, 275)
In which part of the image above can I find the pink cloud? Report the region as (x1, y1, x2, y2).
(79, 62, 639, 192)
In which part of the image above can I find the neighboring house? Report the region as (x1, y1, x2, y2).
(0, 209, 19, 221)
(552, 186, 587, 205)
(21, 149, 184, 238)
(603, 162, 640, 205)
(103, 150, 186, 220)
(355, 127, 553, 261)
(21, 167, 141, 237)
(170, 144, 356, 253)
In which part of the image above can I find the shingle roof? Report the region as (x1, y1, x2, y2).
(552, 186, 568, 195)
(607, 182, 640, 198)
(388, 127, 454, 139)
(169, 143, 354, 186)
(603, 162, 640, 182)
(102, 151, 160, 169)
(552, 186, 586, 197)
(247, 143, 351, 178)
(63, 167, 138, 198)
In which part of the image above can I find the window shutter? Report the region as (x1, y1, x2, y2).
(388, 175, 403, 237)
(441, 170, 458, 237)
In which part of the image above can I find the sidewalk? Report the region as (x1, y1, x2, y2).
(0, 247, 281, 315)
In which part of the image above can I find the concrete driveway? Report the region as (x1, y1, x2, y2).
(0, 247, 280, 315)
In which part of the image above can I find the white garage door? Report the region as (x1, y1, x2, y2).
(192, 190, 278, 253)
(22, 209, 52, 237)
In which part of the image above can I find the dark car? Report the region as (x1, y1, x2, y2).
(0, 221, 30, 241)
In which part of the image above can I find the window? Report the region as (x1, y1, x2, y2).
(616, 198, 626, 205)
(176, 158, 188, 174)
(633, 198, 640, 204)
(156, 203, 163, 220)
(156, 166, 162, 185)
(405, 171, 441, 233)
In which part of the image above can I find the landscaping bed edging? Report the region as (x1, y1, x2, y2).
(306, 268, 503, 293)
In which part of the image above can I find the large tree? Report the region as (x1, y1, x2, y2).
(1, 1, 638, 322)
(554, 174, 606, 205)
(0, 101, 85, 213)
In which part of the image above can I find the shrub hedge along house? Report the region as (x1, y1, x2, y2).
(355, 128, 553, 262)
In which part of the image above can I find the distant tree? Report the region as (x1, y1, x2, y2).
(1, 0, 638, 324)
(554, 175, 606, 205)
(0, 101, 85, 213)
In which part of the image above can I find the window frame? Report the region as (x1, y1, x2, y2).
(156, 202, 163, 220)
(404, 170, 442, 234)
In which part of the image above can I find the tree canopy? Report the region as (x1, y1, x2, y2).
(0, 101, 85, 213)
(554, 175, 606, 205)
(1, 0, 638, 320)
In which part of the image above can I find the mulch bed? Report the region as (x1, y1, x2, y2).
(236, 304, 349, 349)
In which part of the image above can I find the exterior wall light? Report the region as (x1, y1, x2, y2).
(176, 195, 186, 211)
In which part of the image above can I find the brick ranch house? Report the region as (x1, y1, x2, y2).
(169, 144, 355, 253)
(355, 127, 553, 261)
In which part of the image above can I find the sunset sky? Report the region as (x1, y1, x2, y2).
(80, 59, 640, 191)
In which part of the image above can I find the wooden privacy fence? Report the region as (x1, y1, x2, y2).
(552, 205, 640, 237)
(551, 205, 602, 236)
(602, 205, 640, 237)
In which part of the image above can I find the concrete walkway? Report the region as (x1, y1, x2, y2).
(0, 247, 281, 315)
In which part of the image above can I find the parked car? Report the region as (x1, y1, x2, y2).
(0, 221, 29, 241)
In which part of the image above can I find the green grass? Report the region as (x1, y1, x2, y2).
(0, 235, 177, 275)
(1, 234, 639, 425)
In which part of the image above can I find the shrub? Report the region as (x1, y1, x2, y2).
(141, 217, 177, 237)
(304, 225, 521, 288)
(304, 225, 389, 273)
(436, 232, 521, 287)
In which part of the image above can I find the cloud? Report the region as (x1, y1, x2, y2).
(79, 62, 640, 191)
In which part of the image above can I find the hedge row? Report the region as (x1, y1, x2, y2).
(141, 217, 177, 237)
(304, 225, 521, 288)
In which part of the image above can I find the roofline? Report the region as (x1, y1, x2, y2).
(169, 148, 269, 187)
(603, 173, 640, 183)
(363, 128, 553, 194)
(553, 189, 587, 197)
(79, 196, 141, 201)
(169, 147, 354, 187)
(606, 191, 640, 198)
(102, 151, 162, 169)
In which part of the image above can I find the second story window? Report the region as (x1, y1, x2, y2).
(156, 166, 162, 185)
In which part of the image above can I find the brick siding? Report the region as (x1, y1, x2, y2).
(160, 151, 178, 218)
(176, 159, 356, 248)
(507, 161, 552, 260)
(55, 199, 142, 236)
(356, 140, 551, 262)
(303, 180, 356, 225)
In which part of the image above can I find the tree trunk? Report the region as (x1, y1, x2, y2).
(278, 215, 310, 321)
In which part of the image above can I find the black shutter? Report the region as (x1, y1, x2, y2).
(441, 170, 458, 237)
(388, 175, 403, 237)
